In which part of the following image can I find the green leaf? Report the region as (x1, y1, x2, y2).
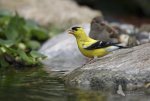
(30, 51, 46, 59)
(0, 16, 10, 26)
(4, 14, 25, 40)
(24, 20, 48, 41)
(0, 39, 15, 47)
(4, 47, 18, 56)
(17, 49, 34, 64)
(26, 40, 40, 50)
(25, 19, 39, 29)
(31, 29, 48, 41)
(5, 29, 18, 40)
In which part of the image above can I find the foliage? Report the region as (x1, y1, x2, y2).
(48, 26, 64, 37)
(0, 12, 48, 69)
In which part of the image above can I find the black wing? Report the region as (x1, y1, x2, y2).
(84, 41, 118, 50)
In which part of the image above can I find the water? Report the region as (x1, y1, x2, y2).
(0, 68, 150, 101)
(0, 68, 70, 101)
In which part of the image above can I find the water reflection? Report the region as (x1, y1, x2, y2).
(0, 68, 69, 101)
(0, 68, 150, 101)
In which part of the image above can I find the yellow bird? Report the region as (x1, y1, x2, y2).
(68, 26, 125, 59)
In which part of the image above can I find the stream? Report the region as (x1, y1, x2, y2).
(0, 68, 149, 101)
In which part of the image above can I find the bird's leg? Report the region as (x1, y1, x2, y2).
(87, 56, 98, 64)
(81, 58, 92, 67)
(81, 57, 97, 67)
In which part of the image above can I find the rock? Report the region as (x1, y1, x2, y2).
(136, 24, 150, 44)
(0, 0, 101, 28)
(139, 24, 150, 32)
(136, 32, 150, 44)
(89, 16, 150, 47)
(39, 24, 90, 73)
(64, 43, 150, 93)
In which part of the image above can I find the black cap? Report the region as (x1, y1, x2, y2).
(72, 27, 81, 31)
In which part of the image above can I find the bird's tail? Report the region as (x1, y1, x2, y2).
(106, 44, 128, 52)
(115, 43, 128, 49)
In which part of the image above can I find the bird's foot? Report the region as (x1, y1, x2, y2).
(81, 58, 95, 67)
(81, 57, 98, 67)
(88, 59, 97, 64)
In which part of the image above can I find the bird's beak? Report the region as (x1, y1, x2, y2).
(68, 30, 74, 34)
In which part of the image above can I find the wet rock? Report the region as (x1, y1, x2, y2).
(0, 0, 101, 28)
(64, 43, 150, 92)
(39, 24, 90, 73)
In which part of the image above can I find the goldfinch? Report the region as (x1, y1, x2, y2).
(68, 26, 125, 58)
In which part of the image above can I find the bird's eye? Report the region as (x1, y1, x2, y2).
(72, 27, 81, 31)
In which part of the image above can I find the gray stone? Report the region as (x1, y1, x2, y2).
(64, 43, 150, 92)
(39, 24, 90, 73)
(0, 0, 101, 28)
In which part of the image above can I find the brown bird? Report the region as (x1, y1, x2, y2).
(89, 16, 119, 42)
(89, 16, 138, 47)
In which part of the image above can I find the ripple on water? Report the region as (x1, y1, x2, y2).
(0, 68, 150, 101)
